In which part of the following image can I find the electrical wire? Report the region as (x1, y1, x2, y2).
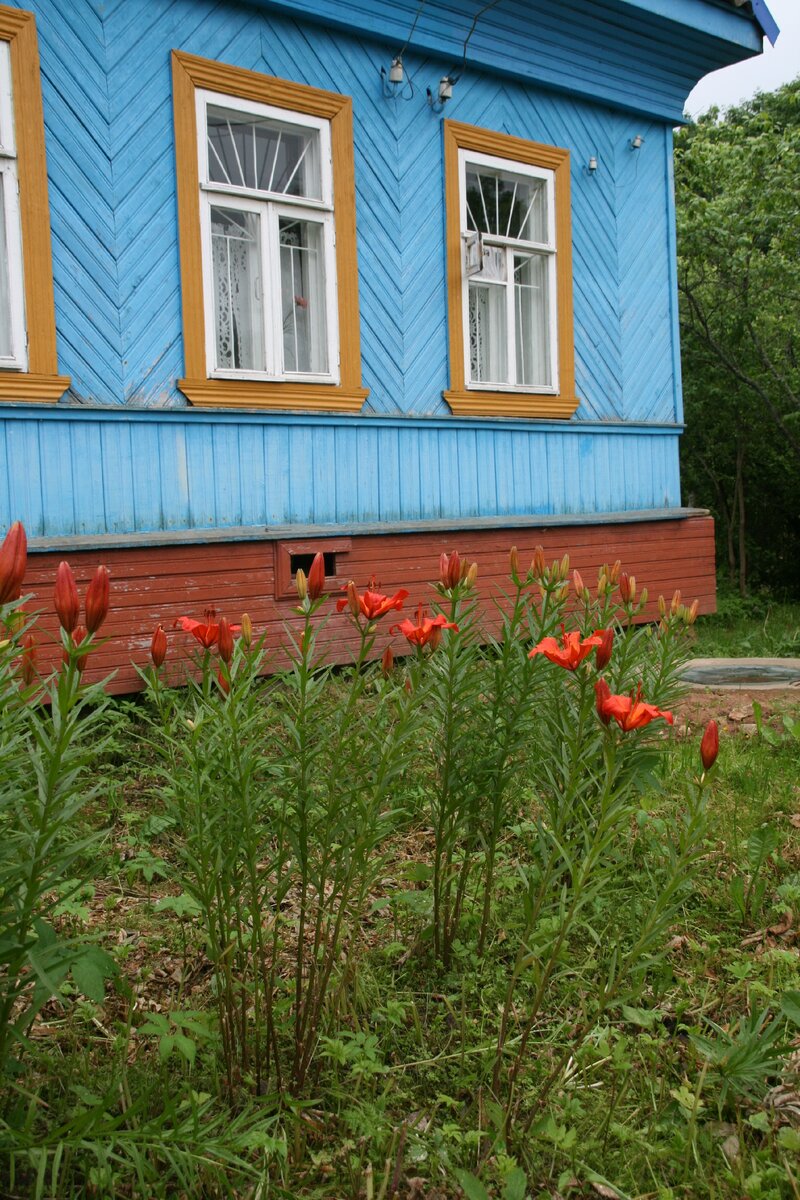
(450, 0, 504, 82)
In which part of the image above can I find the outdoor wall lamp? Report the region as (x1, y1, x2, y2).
(630, 134, 645, 150)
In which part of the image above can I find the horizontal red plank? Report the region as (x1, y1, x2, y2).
(14, 517, 716, 694)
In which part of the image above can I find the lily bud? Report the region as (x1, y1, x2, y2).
(531, 545, 546, 580)
(440, 551, 462, 589)
(559, 554, 570, 581)
(307, 551, 326, 600)
(509, 545, 520, 580)
(346, 579, 360, 618)
(595, 678, 612, 724)
(573, 569, 586, 598)
(217, 668, 230, 696)
(658, 594, 666, 618)
(686, 599, 699, 625)
(20, 632, 36, 685)
(466, 562, 478, 588)
(72, 624, 90, 673)
(84, 565, 110, 634)
(381, 644, 394, 677)
(619, 572, 636, 604)
(639, 587, 648, 609)
(217, 616, 234, 664)
(54, 561, 80, 634)
(595, 628, 614, 671)
(241, 612, 253, 647)
(295, 568, 308, 601)
(596, 571, 609, 597)
(609, 560, 622, 585)
(700, 719, 719, 771)
(670, 589, 682, 616)
(0, 520, 27, 604)
(150, 624, 167, 668)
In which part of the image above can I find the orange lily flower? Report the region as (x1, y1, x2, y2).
(596, 684, 674, 732)
(174, 608, 240, 649)
(336, 580, 409, 621)
(529, 626, 605, 670)
(390, 605, 458, 648)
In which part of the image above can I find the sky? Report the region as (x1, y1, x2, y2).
(684, 0, 800, 117)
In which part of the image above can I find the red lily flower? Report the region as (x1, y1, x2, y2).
(54, 561, 80, 634)
(84, 565, 110, 634)
(390, 605, 458, 648)
(307, 552, 326, 600)
(150, 624, 167, 668)
(700, 719, 719, 770)
(0, 520, 27, 604)
(595, 628, 614, 671)
(529, 626, 605, 670)
(336, 579, 409, 621)
(596, 684, 674, 732)
(20, 632, 36, 685)
(174, 608, 240, 649)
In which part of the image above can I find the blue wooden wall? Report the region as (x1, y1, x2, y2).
(0, 0, 758, 540)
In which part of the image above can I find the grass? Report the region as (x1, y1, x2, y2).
(3, 681, 800, 1200)
(692, 586, 800, 659)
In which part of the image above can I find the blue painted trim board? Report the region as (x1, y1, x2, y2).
(0, 412, 682, 539)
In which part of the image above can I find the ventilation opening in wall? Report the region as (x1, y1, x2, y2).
(274, 538, 352, 599)
(290, 551, 337, 578)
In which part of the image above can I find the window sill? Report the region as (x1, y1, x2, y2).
(443, 389, 579, 419)
(0, 372, 71, 403)
(179, 378, 369, 411)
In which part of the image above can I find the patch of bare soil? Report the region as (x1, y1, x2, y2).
(673, 686, 800, 739)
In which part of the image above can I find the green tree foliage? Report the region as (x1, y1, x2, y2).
(675, 78, 800, 596)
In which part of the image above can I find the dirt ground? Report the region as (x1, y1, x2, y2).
(674, 686, 800, 738)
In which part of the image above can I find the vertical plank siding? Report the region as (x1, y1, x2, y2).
(21, 514, 716, 695)
(0, 410, 680, 537)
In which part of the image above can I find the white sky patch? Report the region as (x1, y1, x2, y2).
(685, 0, 799, 118)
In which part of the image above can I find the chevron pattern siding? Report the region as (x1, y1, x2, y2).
(0, 0, 703, 539)
(12, 0, 680, 422)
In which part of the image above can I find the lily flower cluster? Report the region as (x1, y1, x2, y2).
(529, 623, 674, 734)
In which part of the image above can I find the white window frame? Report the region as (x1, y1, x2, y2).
(195, 87, 339, 385)
(459, 147, 558, 395)
(0, 38, 27, 371)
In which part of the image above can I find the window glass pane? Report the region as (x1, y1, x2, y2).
(468, 280, 507, 385)
(211, 206, 265, 372)
(279, 217, 327, 374)
(465, 165, 547, 243)
(514, 254, 550, 387)
(0, 176, 13, 358)
(206, 105, 320, 199)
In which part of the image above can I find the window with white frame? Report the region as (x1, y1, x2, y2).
(460, 149, 557, 393)
(196, 89, 339, 383)
(0, 37, 26, 370)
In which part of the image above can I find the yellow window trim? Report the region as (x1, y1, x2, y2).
(442, 119, 577, 419)
(172, 50, 368, 412)
(0, 7, 68, 403)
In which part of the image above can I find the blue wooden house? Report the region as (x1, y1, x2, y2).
(0, 0, 776, 686)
